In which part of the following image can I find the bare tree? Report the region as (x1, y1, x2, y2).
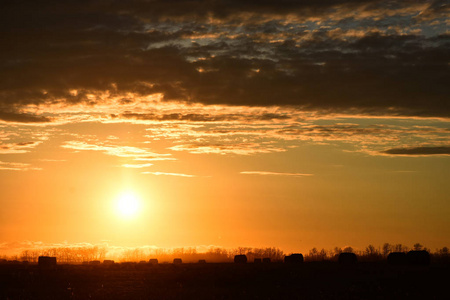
(365, 245, 377, 256)
(333, 247, 343, 256)
(413, 243, 423, 251)
(342, 246, 353, 253)
(382, 243, 391, 257)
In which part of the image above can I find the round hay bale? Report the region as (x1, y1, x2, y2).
(407, 250, 430, 265)
(173, 258, 182, 264)
(387, 252, 407, 265)
(38, 256, 57, 268)
(338, 252, 357, 265)
(284, 253, 304, 264)
(234, 255, 247, 264)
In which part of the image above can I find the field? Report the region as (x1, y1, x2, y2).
(1, 262, 448, 299)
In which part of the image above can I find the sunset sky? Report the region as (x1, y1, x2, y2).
(1, 0, 449, 256)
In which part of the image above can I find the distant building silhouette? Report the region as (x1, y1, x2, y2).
(284, 253, 304, 264)
(89, 260, 101, 266)
(103, 260, 115, 265)
(338, 253, 357, 265)
(407, 250, 430, 265)
(234, 255, 247, 263)
(149, 259, 158, 264)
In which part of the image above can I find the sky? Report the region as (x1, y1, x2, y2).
(0, 0, 449, 256)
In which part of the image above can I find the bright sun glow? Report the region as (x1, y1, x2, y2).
(116, 192, 140, 218)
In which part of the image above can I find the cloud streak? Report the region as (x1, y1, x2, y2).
(122, 163, 154, 168)
(0, 161, 41, 171)
(0, 141, 42, 154)
(240, 171, 313, 177)
(61, 141, 172, 160)
(381, 146, 450, 156)
(169, 143, 286, 155)
(142, 172, 198, 177)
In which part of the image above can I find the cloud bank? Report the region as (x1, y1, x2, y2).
(0, 0, 448, 120)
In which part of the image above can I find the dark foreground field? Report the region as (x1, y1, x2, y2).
(1, 262, 448, 299)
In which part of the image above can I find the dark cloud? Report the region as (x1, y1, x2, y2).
(0, 111, 51, 123)
(1, 0, 383, 22)
(121, 112, 290, 122)
(382, 146, 450, 155)
(1, 0, 448, 118)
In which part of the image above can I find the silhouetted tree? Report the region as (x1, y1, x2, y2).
(365, 245, 376, 256)
(413, 243, 423, 251)
(309, 247, 318, 257)
(382, 243, 391, 257)
(393, 244, 408, 252)
(319, 249, 327, 260)
(333, 247, 342, 256)
(342, 246, 353, 253)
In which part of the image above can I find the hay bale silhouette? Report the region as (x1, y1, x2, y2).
(173, 258, 182, 264)
(198, 259, 206, 264)
(254, 258, 262, 263)
(407, 250, 430, 265)
(234, 255, 247, 263)
(38, 256, 57, 268)
(284, 253, 304, 264)
(387, 252, 407, 265)
(149, 259, 158, 264)
(263, 258, 271, 263)
(89, 260, 101, 265)
(103, 260, 114, 265)
(338, 252, 357, 265)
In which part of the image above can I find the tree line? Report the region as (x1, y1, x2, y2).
(305, 243, 449, 262)
(1, 243, 448, 264)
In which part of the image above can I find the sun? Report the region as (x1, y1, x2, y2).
(116, 192, 141, 218)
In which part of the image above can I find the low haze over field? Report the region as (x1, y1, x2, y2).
(1, 0, 449, 255)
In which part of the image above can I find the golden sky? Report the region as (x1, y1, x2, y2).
(0, 0, 449, 255)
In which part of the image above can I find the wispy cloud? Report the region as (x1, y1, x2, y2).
(240, 171, 313, 177)
(122, 163, 153, 168)
(61, 141, 172, 160)
(169, 143, 286, 155)
(141, 171, 198, 177)
(39, 159, 67, 162)
(0, 141, 42, 154)
(0, 161, 41, 171)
